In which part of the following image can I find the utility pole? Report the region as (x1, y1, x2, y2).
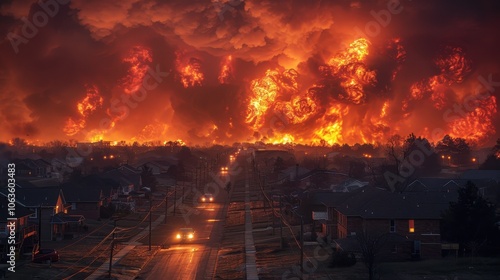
(149, 192, 152, 251)
(271, 193, 275, 235)
(109, 227, 115, 278)
(38, 205, 42, 249)
(300, 215, 304, 277)
(280, 194, 283, 248)
(164, 190, 168, 224)
(173, 188, 177, 215)
(181, 182, 184, 204)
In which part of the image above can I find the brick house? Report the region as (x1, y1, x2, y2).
(313, 186, 458, 259)
(61, 175, 119, 220)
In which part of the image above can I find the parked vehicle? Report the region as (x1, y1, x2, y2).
(33, 249, 59, 263)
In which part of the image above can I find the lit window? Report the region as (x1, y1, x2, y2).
(409, 219, 415, 233)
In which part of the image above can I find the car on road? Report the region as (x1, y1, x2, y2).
(32, 248, 59, 263)
(200, 193, 214, 202)
(175, 228, 195, 242)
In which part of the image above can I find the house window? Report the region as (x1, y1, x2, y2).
(390, 219, 395, 232)
(30, 208, 37, 219)
(409, 219, 415, 233)
(71, 203, 76, 210)
(391, 245, 398, 253)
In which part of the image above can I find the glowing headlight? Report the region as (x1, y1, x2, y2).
(202, 197, 206, 202)
(176, 234, 181, 239)
(209, 197, 213, 202)
(188, 233, 194, 239)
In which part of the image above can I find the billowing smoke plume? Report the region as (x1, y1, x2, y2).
(0, 0, 499, 146)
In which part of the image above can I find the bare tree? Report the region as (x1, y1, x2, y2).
(356, 230, 391, 280)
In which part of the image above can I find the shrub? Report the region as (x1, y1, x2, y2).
(330, 251, 357, 267)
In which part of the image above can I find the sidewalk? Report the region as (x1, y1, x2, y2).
(244, 173, 259, 280)
(85, 192, 189, 280)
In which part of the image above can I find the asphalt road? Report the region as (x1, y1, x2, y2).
(139, 186, 229, 280)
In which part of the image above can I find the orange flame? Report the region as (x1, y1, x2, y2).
(406, 46, 471, 110)
(313, 104, 349, 145)
(449, 95, 497, 143)
(323, 38, 376, 104)
(63, 85, 103, 136)
(246, 69, 291, 130)
(122, 46, 153, 94)
(176, 53, 204, 87)
(219, 55, 233, 84)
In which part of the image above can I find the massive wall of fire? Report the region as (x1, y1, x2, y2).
(1, 0, 499, 146)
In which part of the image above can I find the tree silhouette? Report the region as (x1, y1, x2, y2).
(436, 135, 471, 165)
(441, 181, 498, 255)
(141, 165, 157, 192)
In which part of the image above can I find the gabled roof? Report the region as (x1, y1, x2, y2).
(405, 178, 465, 192)
(331, 179, 369, 192)
(101, 168, 141, 187)
(0, 187, 65, 207)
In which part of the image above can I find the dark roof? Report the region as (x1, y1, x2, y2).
(51, 213, 85, 224)
(61, 175, 117, 202)
(461, 170, 500, 182)
(311, 191, 357, 208)
(0, 195, 33, 219)
(337, 190, 458, 220)
(278, 166, 310, 180)
(405, 178, 465, 192)
(101, 167, 141, 187)
(0, 187, 64, 207)
(316, 186, 458, 220)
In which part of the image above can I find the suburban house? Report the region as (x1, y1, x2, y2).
(101, 165, 142, 194)
(0, 196, 35, 260)
(312, 185, 458, 259)
(5, 187, 84, 241)
(13, 158, 52, 178)
(61, 175, 119, 220)
(135, 161, 172, 175)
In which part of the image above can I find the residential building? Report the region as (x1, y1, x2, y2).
(0, 196, 35, 260)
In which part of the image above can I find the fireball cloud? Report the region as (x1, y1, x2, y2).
(0, 0, 499, 146)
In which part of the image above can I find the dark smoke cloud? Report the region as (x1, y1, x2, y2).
(0, 0, 499, 145)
